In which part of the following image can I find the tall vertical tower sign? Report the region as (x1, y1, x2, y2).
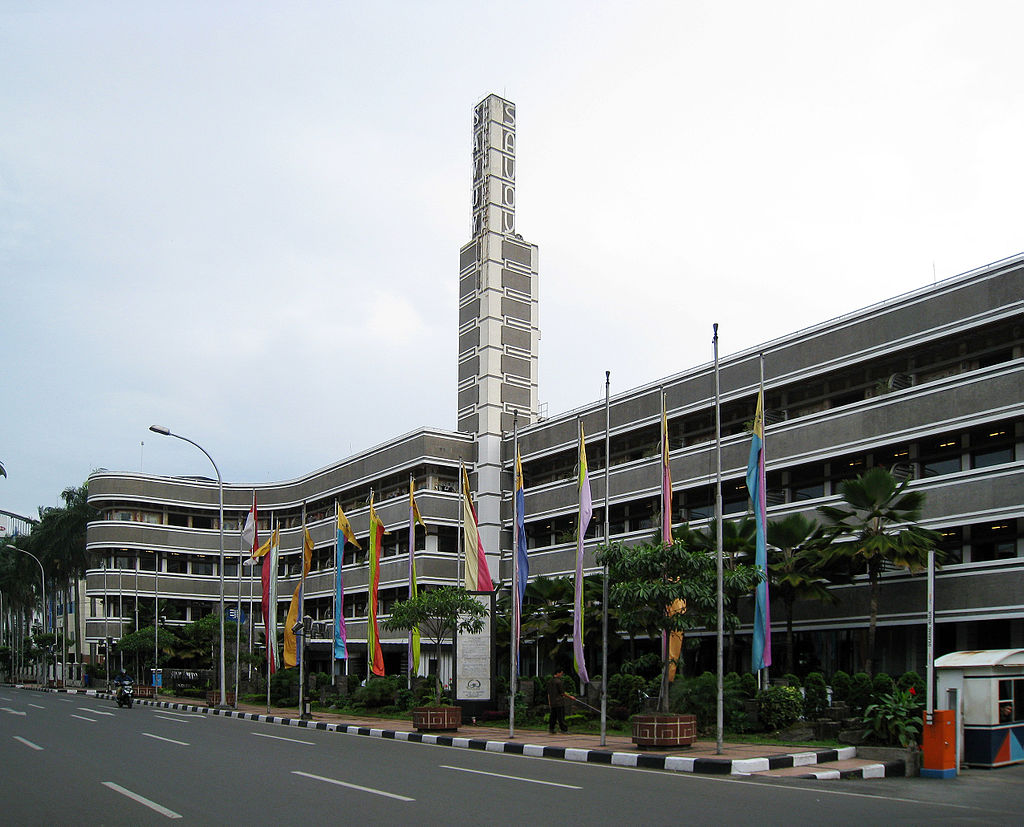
(458, 94, 539, 567)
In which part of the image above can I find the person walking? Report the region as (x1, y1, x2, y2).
(547, 668, 573, 734)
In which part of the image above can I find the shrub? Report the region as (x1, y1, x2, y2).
(897, 671, 925, 696)
(739, 672, 758, 699)
(608, 673, 648, 714)
(269, 668, 300, 705)
(672, 671, 746, 733)
(830, 670, 851, 704)
(355, 675, 400, 708)
(803, 672, 829, 719)
(848, 672, 873, 716)
(863, 688, 923, 746)
(619, 653, 663, 680)
(758, 685, 803, 730)
(783, 673, 802, 688)
(872, 672, 895, 699)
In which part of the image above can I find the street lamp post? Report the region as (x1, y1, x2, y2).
(149, 425, 227, 708)
(6, 544, 46, 685)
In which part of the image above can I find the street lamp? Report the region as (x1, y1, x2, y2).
(149, 425, 227, 708)
(6, 543, 46, 685)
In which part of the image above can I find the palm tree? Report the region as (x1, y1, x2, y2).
(766, 513, 837, 674)
(818, 466, 940, 675)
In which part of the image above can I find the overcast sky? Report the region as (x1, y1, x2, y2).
(2, 1, 1021, 520)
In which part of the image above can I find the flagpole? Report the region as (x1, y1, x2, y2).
(298, 501, 307, 719)
(714, 323, 724, 755)
(408, 473, 415, 691)
(601, 370, 610, 747)
(510, 414, 519, 740)
(334, 500, 340, 689)
(266, 514, 274, 714)
(367, 489, 373, 682)
(234, 494, 249, 709)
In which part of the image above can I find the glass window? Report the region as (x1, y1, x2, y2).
(192, 555, 215, 576)
(165, 553, 188, 574)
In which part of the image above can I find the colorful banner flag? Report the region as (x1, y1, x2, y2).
(663, 395, 685, 681)
(574, 422, 593, 684)
(747, 389, 772, 671)
(261, 527, 280, 674)
(408, 480, 425, 675)
(462, 464, 493, 591)
(283, 523, 314, 669)
(367, 497, 386, 676)
(241, 495, 257, 554)
(335, 504, 361, 661)
(514, 448, 528, 675)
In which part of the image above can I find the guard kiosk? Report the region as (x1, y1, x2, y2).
(934, 649, 1024, 768)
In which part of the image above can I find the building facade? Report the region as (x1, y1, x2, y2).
(85, 95, 1023, 684)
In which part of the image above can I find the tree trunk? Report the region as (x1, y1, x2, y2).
(785, 598, 795, 675)
(866, 567, 879, 677)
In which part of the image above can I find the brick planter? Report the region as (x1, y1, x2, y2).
(412, 706, 462, 732)
(631, 713, 697, 749)
(206, 690, 236, 707)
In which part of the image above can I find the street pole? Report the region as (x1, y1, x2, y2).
(149, 426, 227, 708)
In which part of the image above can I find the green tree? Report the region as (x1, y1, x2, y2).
(596, 538, 762, 713)
(818, 467, 940, 675)
(381, 586, 487, 704)
(765, 513, 837, 675)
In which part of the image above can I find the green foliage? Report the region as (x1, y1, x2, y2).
(607, 673, 648, 715)
(670, 671, 747, 733)
(354, 675, 401, 709)
(758, 685, 804, 730)
(848, 672, 873, 716)
(783, 673, 801, 688)
(803, 672, 829, 719)
(830, 670, 851, 703)
(863, 689, 923, 746)
(739, 672, 758, 699)
(269, 668, 300, 705)
(872, 672, 895, 698)
(619, 653, 662, 680)
(897, 671, 925, 696)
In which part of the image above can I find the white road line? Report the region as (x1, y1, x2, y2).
(0, 695, 13, 701)
(292, 771, 414, 802)
(13, 736, 43, 751)
(440, 764, 583, 789)
(71, 714, 97, 722)
(1, 707, 27, 716)
(79, 707, 115, 716)
(153, 715, 189, 723)
(57, 698, 74, 702)
(151, 710, 204, 719)
(102, 781, 182, 819)
(253, 732, 314, 745)
(142, 733, 190, 747)
(29, 703, 46, 709)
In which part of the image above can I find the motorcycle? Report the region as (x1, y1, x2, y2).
(115, 680, 134, 709)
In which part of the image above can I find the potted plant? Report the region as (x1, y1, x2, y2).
(596, 537, 762, 748)
(382, 586, 487, 731)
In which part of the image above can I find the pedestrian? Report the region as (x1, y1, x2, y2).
(547, 668, 574, 734)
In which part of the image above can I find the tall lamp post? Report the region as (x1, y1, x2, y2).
(6, 544, 46, 685)
(149, 425, 227, 708)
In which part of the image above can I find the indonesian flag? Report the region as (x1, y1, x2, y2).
(462, 464, 493, 591)
(241, 496, 257, 554)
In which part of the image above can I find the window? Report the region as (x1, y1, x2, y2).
(165, 553, 188, 574)
(998, 679, 1024, 723)
(970, 424, 1014, 469)
(970, 522, 1018, 562)
(192, 555, 215, 576)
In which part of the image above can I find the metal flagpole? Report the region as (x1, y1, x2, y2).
(714, 323, 724, 755)
(510, 414, 518, 739)
(334, 500, 340, 689)
(299, 501, 307, 719)
(234, 495, 249, 708)
(458, 464, 464, 589)
(367, 490, 373, 682)
(758, 354, 767, 690)
(601, 370, 610, 746)
(408, 474, 415, 691)
(266, 514, 274, 715)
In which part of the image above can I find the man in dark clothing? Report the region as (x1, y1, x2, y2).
(547, 668, 572, 734)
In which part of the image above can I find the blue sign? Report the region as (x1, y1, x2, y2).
(226, 608, 246, 624)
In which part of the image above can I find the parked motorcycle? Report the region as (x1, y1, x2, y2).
(115, 679, 134, 709)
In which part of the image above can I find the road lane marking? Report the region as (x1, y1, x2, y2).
(151, 710, 204, 719)
(29, 703, 46, 709)
(153, 715, 190, 723)
(0, 695, 13, 701)
(72, 714, 97, 722)
(440, 764, 583, 789)
(79, 707, 115, 716)
(253, 732, 314, 745)
(292, 771, 414, 802)
(1, 707, 27, 716)
(13, 736, 43, 751)
(102, 782, 182, 819)
(142, 733, 190, 746)
(57, 698, 74, 702)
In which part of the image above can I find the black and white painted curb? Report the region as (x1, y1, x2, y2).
(29, 686, 900, 778)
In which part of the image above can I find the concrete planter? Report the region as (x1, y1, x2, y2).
(205, 690, 236, 707)
(631, 714, 697, 749)
(412, 706, 462, 732)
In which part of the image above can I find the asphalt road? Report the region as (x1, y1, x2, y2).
(2, 687, 1022, 825)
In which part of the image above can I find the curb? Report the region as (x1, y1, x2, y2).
(32, 687, 898, 778)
